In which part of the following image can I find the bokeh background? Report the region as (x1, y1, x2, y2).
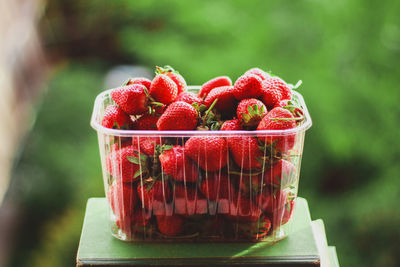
(0, 0, 399, 266)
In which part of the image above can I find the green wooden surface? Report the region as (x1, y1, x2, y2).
(77, 197, 321, 266)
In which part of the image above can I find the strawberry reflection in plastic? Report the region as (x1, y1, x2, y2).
(174, 184, 207, 216)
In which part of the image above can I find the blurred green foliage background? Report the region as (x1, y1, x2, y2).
(7, 0, 400, 266)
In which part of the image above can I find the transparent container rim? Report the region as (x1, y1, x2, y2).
(90, 86, 312, 137)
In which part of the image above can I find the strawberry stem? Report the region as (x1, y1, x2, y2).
(202, 98, 218, 126)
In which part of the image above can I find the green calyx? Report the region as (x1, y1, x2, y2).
(127, 152, 149, 179)
(241, 104, 266, 127)
(155, 65, 178, 74)
(196, 98, 221, 130)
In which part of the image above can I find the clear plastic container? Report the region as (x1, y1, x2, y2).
(90, 86, 312, 242)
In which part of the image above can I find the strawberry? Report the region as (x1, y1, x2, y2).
(275, 99, 304, 118)
(257, 107, 297, 152)
(101, 105, 133, 129)
(236, 98, 267, 128)
(156, 65, 187, 95)
(131, 208, 152, 227)
(200, 173, 234, 201)
(184, 136, 228, 171)
(220, 119, 243, 131)
(263, 77, 292, 101)
(261, 84, 282, 109)
(256, 189, 287, 215)
(156, 214, 184, 236)
(126, 77, 152, 89)
(111, 84, 149, 115)
(203, 86, 237, 119)
(132, 136, 161, 156)
(227, 195, 262, 222)
(174, 184, 207, 216)
(265, 159, 297, 188)
(227, 136, 263, 170)
(176, 92, 202, 105)
(135, 114, 159, 130)
(236, 173, 263, 197)
(235, 215, 272, 240)
(156, 101, 198, 130)
(198, 76, 232, 99)
(233, 74, 264, 100)
(244, 68, 270, 81)
(105, 146, 147, 183)
(137, 179, 172, 214)
(149, 74, 178, 104)
(159, 146, 199, 182)
(108, 182, 137, 218)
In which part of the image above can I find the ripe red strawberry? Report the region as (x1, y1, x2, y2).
(156, 214, 184, 236)
(184, 136, 228, 171)
(265, 159, 297, 188)
(135, 114, 159, 130)
(176, 92, 202, 105)
(200, 173, 235, 201)
(132, 136, 161, 156)
(126, 77, 152, 89)
(261, 84, 282, 109)
(174, 184, 207, 216)
(101, 105, 133, 129)
(227, 195, 262, 222)
(156, 101, 198, 130)
(244, 68, 270, 81)
(264, 77, 292, 101)
(149, 74, 178, 104)
(137, 180, 172, 214)
(275, 99, 304, 117)
(256, 189, 287, 214)
(198, 76, 232, 99)
(220, 119, 243, 131)
(131, 208, 152, 227)
(203, 86, 237, 118)
(156, 66, 187, 95)
(236, 98, 267, 128)
(227, 136, 263, 170)
(111, 84, 149, 115)
(233, 74, 264, 100)
(257, 107, 297, 152)
(159, 146, 199, 182)
(108, 182, 138, 218)
(105, 146, 146, 183)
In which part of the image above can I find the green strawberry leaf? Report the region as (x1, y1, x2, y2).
(127, 156, 141, 164)
(133, 169, 143, 179)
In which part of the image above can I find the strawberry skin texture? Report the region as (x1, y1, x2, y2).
(204, 86, 237, 118)
(265, 159, 297, 188)
(257, 107, 297, 151)
(150, 74, 178, 104)
(174, 184, 207, 216)
(200, 173, 234, 201)
(198, 76, 232, 99)
(256, 189, 287, 214)
(111, 84, 148, 115)
(157, 101, 198, 130)
(261, 84, 282, 109)
(220, 119, 243, 131)
(132, 136, 161, 156)
(227, 136, 263, 170)
(137, 180, 172, 213)
(166, 72, 187, 95)
(159, 146, 199, 182)
(135, 114, 159, 130)
(102, 105, 133, 129)
(176, 92, 202, 105)
(127, 77, 152, 89)
(233, 74, 264, 100)
(156, 214, 184, 236)
(264, 77, 292, 101)
(227, 195, 262, 222)
(105, 146, 143, 183)
(108, 182, 138, 218)
(184, 136, 228, 171)
(244, 68, 271, 81)
(236, 98, 267, 128)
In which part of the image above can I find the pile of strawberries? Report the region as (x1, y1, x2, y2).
(100, 66, 305, 241)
